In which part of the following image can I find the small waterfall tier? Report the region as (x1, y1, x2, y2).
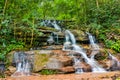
(11, 51, 34, 77)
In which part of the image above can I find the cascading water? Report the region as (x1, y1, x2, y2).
(47, 35, 54, 45)
(64, 30, 76, 44)
(86, 32, 100, 60)
(51, 32, 59, 44)
(72, 44, 106, 72)
(73, 57, 83, 74)
(107, 52, 120, 71)
(86, 32, 99, 50)
(52, 20, 61, 31)
(63, 30, 83, 73)
(11, 51, 33, 77)
(46, 20, 62, 45)
(63, 30, 106, 73)
(86, 32, 106, 72)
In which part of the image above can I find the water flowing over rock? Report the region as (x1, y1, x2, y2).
(7, 21, 120, 78)
(65, 30, 76, 44)
(51, 20, 61, 31)
(106, 52, 120, 71)
(11, 51, 34, 77)
(63, 30, 106, 73)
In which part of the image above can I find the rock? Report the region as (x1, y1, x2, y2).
(71, 30, 88, 41)
(52, 50, 70, 56)
(33, 50, 52, 72)
(52, 55, 73, 66)
(8, 66, 16, 74)
(73, 62, 92, 72)
(45, 58, 63, 69)
(59, 66, 75, 73)
(81, 62, 92, 72)
(7, 51, 16, 65)
(0, 63, 5, 74)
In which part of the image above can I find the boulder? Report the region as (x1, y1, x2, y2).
(33, 50, 52, 72)
(44, 55, 72, 70)
(71, 30, 88, 41)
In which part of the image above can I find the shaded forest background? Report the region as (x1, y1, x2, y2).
(0, 0, 120, 61)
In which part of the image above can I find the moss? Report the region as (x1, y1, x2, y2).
(33, 51, 50, 72)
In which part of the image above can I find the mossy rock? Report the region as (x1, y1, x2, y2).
(33, 50, 52, 72)
(7, 51, 16, 65)
(71, 30, 88, 41)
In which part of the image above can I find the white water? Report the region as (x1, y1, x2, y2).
(63, 30, 106, 73)
(47, 35, 54, 44)
(72, 44, 106, 72)
(65, 30, 76, 44)
(73, 58, 83, 74)
(86, 32, 100, 60)
(52, 32, 59, 44)
(108, 52, 120, 68)
(12, 52, 31, 77)
(52, 20, 61, 31)
(86, 32, 99, 50)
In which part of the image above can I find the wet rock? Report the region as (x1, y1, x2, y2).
(62, 42, 73, 50)
(81, 62, 92, 72)
(73, 62, 92, 72)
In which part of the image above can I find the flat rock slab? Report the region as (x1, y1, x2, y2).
(5, 71, 120, 80)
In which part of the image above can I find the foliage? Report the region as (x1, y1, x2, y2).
(105, 40, 120, 53)
(40, 69, 58, 75)
(87, 0, 120, 26)
(0, 0, 120, 63)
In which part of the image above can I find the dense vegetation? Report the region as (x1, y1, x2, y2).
(0, 0, 120, 62)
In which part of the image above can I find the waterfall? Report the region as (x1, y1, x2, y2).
(11, 51, 33, 77)
(47, 35, 54, 45)
(73, 57, 83, 74)
(65, 30, 76, 44)
(52, 20, 61, 31)
(107, 52, 120, 71)
(86, 32, 100, 59)
(63, 30, 106, 73)
(72, 45, 106, 72)
(86, 32, 99, 50)
(63, 30, 83, 73)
